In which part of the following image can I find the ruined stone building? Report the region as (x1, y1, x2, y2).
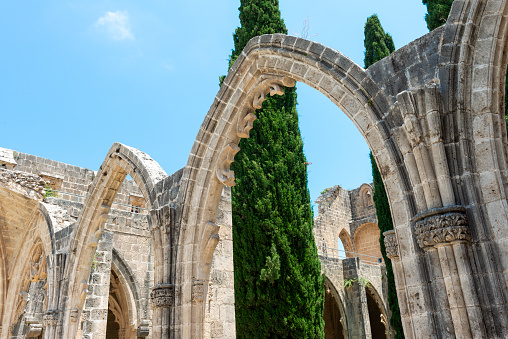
(2, 0, 508, 337)
(0, 147, 390, 338)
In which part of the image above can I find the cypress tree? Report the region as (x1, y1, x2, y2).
(422, 0, 454, 31)
(364, 15, 395, 69)
(364, 14, 405, 339)
(227, 1, 324, 337)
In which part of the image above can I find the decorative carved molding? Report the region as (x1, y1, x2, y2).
(43, 310, 59, 326)
(192, 280, 205, 302)
(150, 284, 174, 308)
(252, 91, 266, 109)
(216, 144, 240, 187)
(383, 230, 399, 260)
(413, 206, 470, 249)
(217, 76, 296, 186)
(237, 112, 257, 139)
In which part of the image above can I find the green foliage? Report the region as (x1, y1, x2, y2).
(364, 14, 395, 68)
(44, 183, 58, 199)
(364, 14, 403, 338)
(422, 0, 454, 31)
(259, 243, 281, 284)
(371, 154, 404, 339)
(343, 276, 371, 289)
(229, 1, 324, 337)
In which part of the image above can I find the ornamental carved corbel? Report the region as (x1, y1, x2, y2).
(383, 230, 399, 260)
(192, 280, 205, 302)
(150, 284, 174, 308)
(216, 144, 240, 187)
(413, 206, 470, 249)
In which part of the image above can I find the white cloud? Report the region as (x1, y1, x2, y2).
(94, 11, 134, 40)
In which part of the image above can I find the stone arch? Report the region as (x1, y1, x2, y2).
(353, 222, 382, 264)
(60, 143, 166, 338)
(111, 248, 145, 327)
(108, 266, 135, 338)
(323, 277, 347, 339)
(174, 34, 412, 337)
(3, 238, 47, 338)
(365, 284, 389, 339)
(338, 229, 354, 258)
(1, 204, 57, 338)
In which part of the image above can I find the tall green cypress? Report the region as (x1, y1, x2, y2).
(364, 15, 395, 69)
(422, 0, 454, 31)
(227, 1, 324, 337)
(364, 14, 405, 339)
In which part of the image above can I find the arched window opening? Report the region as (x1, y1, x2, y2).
(338, 230, 354, 259)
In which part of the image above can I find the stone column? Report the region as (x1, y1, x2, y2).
(342, 257, 370, 339)
(44, 253, 66, 339)
(82, 231, 114, 339)
(413, 206, 486, 338)
(149, 205, 175, 339)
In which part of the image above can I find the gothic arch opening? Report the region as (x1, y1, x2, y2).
(338, 229, 354, 258)
(176, 34, 411, 336)
(323, 280, 346, 339)
(365, 286, 388, 339)
(107, 269, 133, 339)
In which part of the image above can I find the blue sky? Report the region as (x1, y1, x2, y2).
(0, 1, 429, 207)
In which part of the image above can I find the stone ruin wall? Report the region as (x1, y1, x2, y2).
(313, 185, 352, 253)
(13, 150, 146, 213)
(1, 146, 389, 338)
(1, 147, 155, 338)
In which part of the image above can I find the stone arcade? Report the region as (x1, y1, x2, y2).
(1, 0, 508, 337)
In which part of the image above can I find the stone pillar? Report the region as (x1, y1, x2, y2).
(82, 231, 114, 339)
(412, 206, 486, 338)
(149, 205, 175, 339)
(342, 257, 370, 339)
(44, 253, 66, 339)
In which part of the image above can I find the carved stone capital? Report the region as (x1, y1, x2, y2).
(43, 310, 59, 327)
(413, 206, 470, 249)
(383, 230, 399, 260)
(192, 280, 205, 302)
(150, 284, 174, 308)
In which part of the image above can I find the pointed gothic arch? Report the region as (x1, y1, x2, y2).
(174, 33, 414, 337)
(59, 143, 166, 338)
